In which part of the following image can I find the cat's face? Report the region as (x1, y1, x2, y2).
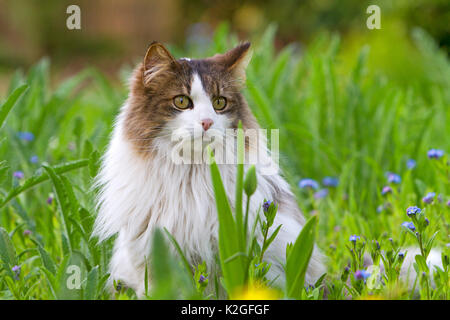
(124, 42, 257, 156)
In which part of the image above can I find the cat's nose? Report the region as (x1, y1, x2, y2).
(201, 118, 214, 131)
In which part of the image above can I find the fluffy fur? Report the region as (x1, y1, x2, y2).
(93, 42, 326, 297)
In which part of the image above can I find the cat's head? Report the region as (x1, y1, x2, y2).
(123, 41, 258, 156)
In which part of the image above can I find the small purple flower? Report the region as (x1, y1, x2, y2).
(47, 196, 53, 205)
(322, 177, 339, 188)
(314, 188, 329, 199)
(354, 269, 371, 281)
(298, 178, 319, 190)
(402, 221, 416, 232)
(406, 206, 421, 217)
(198, 274, 206, 283)
(12, 265, 20, 280)
(18, 132, 34, 142)
(422, 192, 435, 204)
(23, 229, 32, 236)
(13, 171, 24, 179)
(376, 205, 384, 213)
(30, 155, 39, 164)
(381, 186, 392, 195)
(447, 200, 450, 207)
(424, 218, 430, 226)
(406, 159, 416, 169)
(427, 149, 444, 159)
(305, 284, 314, 293)
(262, 200, 272, 213)
(398, 252, 405, 259)
(349, 235, 360, 243)
(387, 172, 401, 184)
(374, 240, 380, 250)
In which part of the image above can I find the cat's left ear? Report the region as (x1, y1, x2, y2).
(213, 42, 252, 82)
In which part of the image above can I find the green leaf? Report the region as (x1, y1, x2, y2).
(0, 84, 28, 129)
(89, 150, 101, 177)
(285, 216, 318, 299)
(37, 243, 57, 274)
(85, 266, 99, 300)
(0, 159, 89, 208)
(42, 165, 73, 252)
(0, 227, 17, 266)
(163, 227, 195, 288)
(209, 148, 246, 295)
(415, 254, 429, 272)
(425, 231, 439, 257)
(262, 224, 282, 252)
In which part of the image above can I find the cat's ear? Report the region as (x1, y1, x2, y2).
(214, 42, 252, 82)
(142, 42, 178, 86)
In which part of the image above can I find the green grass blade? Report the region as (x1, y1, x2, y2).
(0, 84, 28, 129)
(285, 216, 318, 299)
(0, 159, 88, 208)
(0, 227, 17, 266)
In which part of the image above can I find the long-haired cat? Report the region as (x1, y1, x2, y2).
(92, 41, 327, 296)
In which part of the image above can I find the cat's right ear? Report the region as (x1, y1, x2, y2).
(142, 42, 177, 86)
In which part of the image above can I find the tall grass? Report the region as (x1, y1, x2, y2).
(0, 24, 448, 299)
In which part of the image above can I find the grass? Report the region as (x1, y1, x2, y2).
(0, 24, 448, 300)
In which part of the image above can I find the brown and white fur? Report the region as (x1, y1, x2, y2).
(92, 41, 326, 297)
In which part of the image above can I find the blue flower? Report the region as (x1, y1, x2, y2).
(322, 177, 339, 188)
(398, 252, 405, 259)
(30, 155, 39, 164)
(12, 265, 20, 280)
(305, 284, 315, 293)
(298, 178, 319, 190)
(406, 206, 421, 217)
(349, 235, 360, 243)
(198, 274, 206, 283)
(402, 221, 416, 232)
(387, 172, 401, 184)
(13, 171, 24, 179)
(314, 189, 329, 199)
(18, 132, 35, 142)
(262, 200, 272, 213)
(381, 186, 392, 195)
(447, 200, 450, 208)
(376, 205, 384, 213)
(422, 192, 435, 204)
(406, 159, 416, 169)
(427, 149, 444, 159)
(354, 269, 371, 280)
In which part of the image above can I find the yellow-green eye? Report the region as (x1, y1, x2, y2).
(213, 96, 227, 110)
(173, 95, 192, 109)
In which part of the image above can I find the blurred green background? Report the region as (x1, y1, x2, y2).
(0, 0, 448, 91)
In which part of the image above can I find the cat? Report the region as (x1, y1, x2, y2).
(92, 41, 326, 297)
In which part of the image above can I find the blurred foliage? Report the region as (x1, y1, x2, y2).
(0, 0, 448, 77)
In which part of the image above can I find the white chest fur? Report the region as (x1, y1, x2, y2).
(93, 106, 325, 295)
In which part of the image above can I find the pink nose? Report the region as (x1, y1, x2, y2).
(201, 118, 214, 131)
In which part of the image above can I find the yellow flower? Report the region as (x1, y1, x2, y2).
(359, 294, 384, 300)
(232, 283, 281, 300)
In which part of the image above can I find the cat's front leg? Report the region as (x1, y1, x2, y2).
(109, 231, 148, 297)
